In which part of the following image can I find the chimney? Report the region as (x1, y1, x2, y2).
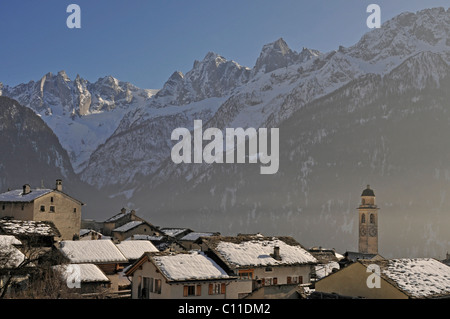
(55, 179, 63, 192)
(121, 207, 126, 214)
(272, 246, 281, 261)
(22, 184, 31, 195)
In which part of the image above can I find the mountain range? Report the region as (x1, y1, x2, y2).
(1, 7, 450, 259)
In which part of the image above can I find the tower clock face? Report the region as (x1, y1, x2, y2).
(359, 226, 367, 236)
(369, 226, 377, 237)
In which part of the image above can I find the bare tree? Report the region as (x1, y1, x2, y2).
(0, 235, 79, 299)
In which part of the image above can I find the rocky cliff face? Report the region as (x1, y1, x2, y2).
(0, 96, 76, 190)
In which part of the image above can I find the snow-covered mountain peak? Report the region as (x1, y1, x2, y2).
(252, 37, 298, 75)
(153, 51, 250, 107)
(349, 7, 450, 65)
(298, 47, 321, 62)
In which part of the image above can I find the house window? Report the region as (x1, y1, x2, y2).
(183, 285, 196, 297)
(137, 276, 142, 299)
(142, 277, 150, 299)
(40, 205, 45, 212)
(262, 278, 273, 286)
(183, 285, 201, 297)
(50, 206, 55, 213)
(209, 283, 226, 295)
(149, 277, 154, 293)
(154, 279, 161, 294)
(2, 204, 5, 210)
(238, 269, 254, 280)
(73, 208, 77, 213)
(287, 276, 301, 284)
(265, 266, 273, 272)
(51, 197, 54, 203)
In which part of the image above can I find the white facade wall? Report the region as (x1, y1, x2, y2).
(130, 259, 249, 299)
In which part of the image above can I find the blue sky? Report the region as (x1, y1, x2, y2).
(0, 0, 449, 89)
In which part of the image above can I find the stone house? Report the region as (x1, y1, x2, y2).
(315, 258, 450, 299)
(125, 251, 241, 299)
(0, 180, 83, 240)
(112, 220, 160, 242)
(102, 208, 146, 236)
(200, 235, 318, 298)
(179, 232, 220, 250)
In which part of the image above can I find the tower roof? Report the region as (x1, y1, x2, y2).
(361, 185, 375, 197)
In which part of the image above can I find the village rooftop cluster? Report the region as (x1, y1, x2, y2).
(1, 180, 450, 299)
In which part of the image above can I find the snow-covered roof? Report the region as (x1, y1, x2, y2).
(104, 211, 129, 223)
(0, 234, 21, 246)
(54, 264, 110, 283)
(115, 240, 158, 260)
(160, 228, 191, 238)
(113, 221, 143, 233)
(0, 235, 25, 268)
(0, 188, 53, 202)
(151, 251, 231, 282)
(315, 261, 340, 279)
(126, 234, 164, 241)
(59, 240, 127, 264)
(0, 219, 60, 237)
(207, 236, 318, 268)
(380, 258, 450, 298)
(180, 232, 217, 241)
(79, 229, 91, 237)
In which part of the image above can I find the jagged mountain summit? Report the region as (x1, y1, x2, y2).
(81, 8, 450, 192)
(1, 72, 158, 172)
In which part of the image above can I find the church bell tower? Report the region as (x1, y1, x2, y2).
(358, 185, 379, 254)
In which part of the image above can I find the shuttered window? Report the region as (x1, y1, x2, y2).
(208, 283, 226, 295)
